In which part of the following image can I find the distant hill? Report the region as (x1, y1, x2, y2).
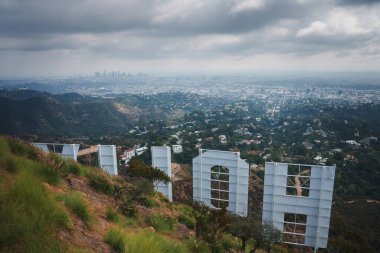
(0, 90, 166, 137)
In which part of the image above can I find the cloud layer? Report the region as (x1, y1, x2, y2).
(0, 0, 379, 76)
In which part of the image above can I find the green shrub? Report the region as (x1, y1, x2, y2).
(42, 153, 66, 172)
(34, 153, 65, 185)
(106, 206, 120, 223)
(145, 214, 175, 232)
(176, 204, 195, 229)
(121, 216, 139, 228)
(87, 169, 114, 195)
(104, 228, 126, 252)
(59, 191, 91, 223)
(221, 233, 240, 251)
(34, 163, 61, 185)
(143, 197, 156, 207)
(176, 204, 194, 216)
(104, 227, 187, 253)
(65, 160, 83, 176)
(186, 237, 210, 253)
(158, 193, 170, 203)
(3, 154, 19, 173)
(0, 138, 10, 157)
(0, 142, 62, 184)
(79, 165, 92, 176)
(178, 214, 195, 229)
(0, 170, 70, 253)
(271, 245, 289, 253)
(6, 138, 38, 160)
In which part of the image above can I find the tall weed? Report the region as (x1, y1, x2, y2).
(0, 170, 70, 253)
(104, 227, 187, 253)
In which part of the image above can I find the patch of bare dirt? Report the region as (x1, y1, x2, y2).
(112, 102, 141, 117)
(46, 175, 115, 253)
(173, 178, 192, 204)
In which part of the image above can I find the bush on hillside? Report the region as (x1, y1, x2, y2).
(104, 227, 187, 253)
(145, 214, 176, 232)
(0, 170, 70, 253)
(186, 237, 211, 253)
(178, 214, 195, 229)
(64, 159, 83, 176)
(87, 169, 114, 195)
(6, 137, 39, 160)
(58, 191, 91, 223)
(106, 206, 120, 223)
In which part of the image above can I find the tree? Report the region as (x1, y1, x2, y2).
(126, 158, 170, 195)
(228, 213, 282, 253)
(253, 221, 283, 253)
(228, 215, 252, 252)
(192, 201, 230, 253)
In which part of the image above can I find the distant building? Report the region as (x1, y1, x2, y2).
(302, 141, 314, 150)
(219, 135, 227, 144)
(136, 147, 148, 155)
(360, 137, 377, 145)
(125, 148, 136, 160)
(211, 127, 219, 132)
(346, 140, 360, 146)
(206, 137, 214, 142)
(172, 145, 183, 153)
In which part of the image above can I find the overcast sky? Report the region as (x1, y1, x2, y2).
(0, 0, 379, 76)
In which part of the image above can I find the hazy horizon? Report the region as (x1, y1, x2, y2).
(2, 71, 380, 81)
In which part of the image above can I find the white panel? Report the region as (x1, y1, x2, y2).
(151, 146, 172, 201)
(192, 149, 249, 217)
(62, 144, 80, 161)
(98, 145, 118, 175)
(32, 142, 80, 161)
(262, 162, 336, 249)
(32, 143, 49, 153)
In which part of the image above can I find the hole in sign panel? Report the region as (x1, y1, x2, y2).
(286, 164, 311, 197)
(210, 165, 229, 209)
(283, 213, 307, 245)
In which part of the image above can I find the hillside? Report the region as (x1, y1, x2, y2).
(0, 137, 198, 252)
(0, 90, 167, 137)
(2, 136, 379, 253)
(1, 136, 261, 253)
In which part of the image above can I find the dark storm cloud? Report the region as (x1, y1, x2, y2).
(0, 0, 327, 56)
(0, 0, 152, 36)
(150, 0, 322, 35)
(0, 0, 320, 37)
(0, 0, 379, 75)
